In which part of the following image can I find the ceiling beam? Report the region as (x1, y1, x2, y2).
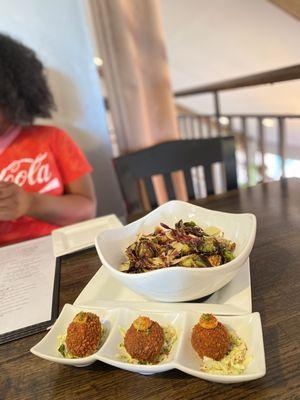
(269, 0, 300, 21)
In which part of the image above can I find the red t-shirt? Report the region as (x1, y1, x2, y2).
(0, 125, 92, 245)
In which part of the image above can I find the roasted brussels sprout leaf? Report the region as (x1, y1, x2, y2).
(120, 221, 235, 273)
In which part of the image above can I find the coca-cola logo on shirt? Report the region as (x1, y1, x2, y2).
(0, 152, 60, 193)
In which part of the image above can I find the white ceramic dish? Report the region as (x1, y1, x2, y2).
(31, 304, 265, 383)
(95, 201, 256, 302)
(52, 214, 122, 257)
(30, 304, 119, 367)
(74, 259, 252, 315)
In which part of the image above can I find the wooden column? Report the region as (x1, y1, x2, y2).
(88, 0, 187, 203)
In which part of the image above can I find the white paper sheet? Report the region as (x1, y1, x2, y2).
(0, 236, 56, 335)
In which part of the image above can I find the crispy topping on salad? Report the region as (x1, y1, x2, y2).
(120, 220, 235, 273)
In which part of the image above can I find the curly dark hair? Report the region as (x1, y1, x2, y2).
(0, 33, 56, 124)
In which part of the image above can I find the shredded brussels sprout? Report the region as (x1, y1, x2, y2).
(120, 220, 236, 273)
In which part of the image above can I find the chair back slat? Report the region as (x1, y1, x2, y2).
(163, 173, 176, 200)
(183, 168, 195, 199)
(204, 164, 214, 195)
(221, 136, 238, 191)
(143, 177, 157, 209)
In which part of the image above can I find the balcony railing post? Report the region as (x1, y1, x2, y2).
(227, 116, 232, 136)
(241, 116, 250, 184)
(189, 116, 195, 139)
(205, 116, 212, 137)
(213, 91, 221, 136)
(278, 117, 286, 178)
(179, 115, 185, 139)
(258, 117, 266, 182)
(182, 116, 188, 139)
(197, 116, 203, 138)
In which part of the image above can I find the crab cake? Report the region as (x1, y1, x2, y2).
(191, 314, 230, 361)
(66, 312, 101, 357)
(124, 316, 164, 363)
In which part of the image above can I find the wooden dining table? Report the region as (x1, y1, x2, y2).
(1, 178, 300, 400)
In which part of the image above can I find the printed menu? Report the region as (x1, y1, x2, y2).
(0, 236, 59, 343)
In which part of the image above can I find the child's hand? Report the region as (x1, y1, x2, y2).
(0, 182, 33, 220)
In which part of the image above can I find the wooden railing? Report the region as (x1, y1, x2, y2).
(174, 65, 300, 185)
(174, 65, 300, 96)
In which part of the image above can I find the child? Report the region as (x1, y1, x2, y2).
(0, 33, 97, 245)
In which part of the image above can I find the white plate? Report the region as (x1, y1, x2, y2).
(74, 259, 252, 315)
(31, 304, 265, 383)
(51, 215, 123, 257)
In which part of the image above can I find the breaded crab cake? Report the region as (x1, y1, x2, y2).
(191, 314, 230, 361)
(66, 312, 101, 357)
(124, 316, 164, 363)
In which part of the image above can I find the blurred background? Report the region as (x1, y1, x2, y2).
(1, 0, 300, 218)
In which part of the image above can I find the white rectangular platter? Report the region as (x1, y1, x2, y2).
(52, 214, 123, 257)
(74, 259, 252, 316)
(31, 303, 265, 384)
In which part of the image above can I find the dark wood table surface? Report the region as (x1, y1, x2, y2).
(1, 178, 300, 400)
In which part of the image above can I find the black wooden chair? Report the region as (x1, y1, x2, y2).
(113, 136, 238, 214)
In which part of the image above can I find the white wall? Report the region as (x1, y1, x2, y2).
(0, 0, 125, 217)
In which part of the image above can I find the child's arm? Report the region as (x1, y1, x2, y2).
(0, 175, 97, 225)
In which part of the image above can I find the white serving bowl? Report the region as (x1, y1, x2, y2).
(95, 201, 256, 302)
